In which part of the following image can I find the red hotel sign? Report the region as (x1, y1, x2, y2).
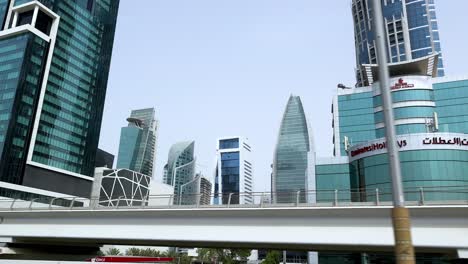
(391, 78, 414, 90)
(350, 136, 468, 158)
(351, 140, 407, 157)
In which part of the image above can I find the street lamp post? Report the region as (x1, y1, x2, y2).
(371, 0, 415, 263)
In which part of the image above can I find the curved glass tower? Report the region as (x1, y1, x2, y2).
(163, 141, 196, 201)
(272, 95, 315, 203)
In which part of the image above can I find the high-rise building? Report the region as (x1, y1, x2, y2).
(316, 57, 468, 264)
(163, 141, 196, 201)
(320, 57, 468, 203)
(214, 137, 253, 205)
(352, 0, 444, 86)
(179, 173, 212, 205)
(272, 95, 315, 203)
(0, 0, 119, 202)
(199, 175, 212, 205)
(117, 108, 158, 177)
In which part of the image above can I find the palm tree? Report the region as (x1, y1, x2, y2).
(105, 248, 122, 256)
(126, 247, 142, 256)
(197, 248, 216, 264)
(126, 247, 162, 257)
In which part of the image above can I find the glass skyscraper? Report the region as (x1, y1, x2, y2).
(214, 137, 253, 205)
(272, 95, 315, 203)
(117, 108, 158, 177)
(0, 0, 119, 201)
(163, 141, 196, 202)
(353, 0, 444, 86)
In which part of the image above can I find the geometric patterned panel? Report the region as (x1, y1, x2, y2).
(99, 169, 151, 207)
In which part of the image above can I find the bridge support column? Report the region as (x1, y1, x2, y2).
(457, 249, 468, 259)
(392, 207, 415, 264)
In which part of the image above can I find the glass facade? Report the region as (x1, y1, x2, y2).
(215, 137, 253, 205)
(273, 95, 312, 203)
(352, 0, 445, 86)
(26, 0, 120, 177)
(350, 150, 468, 202)
(163, 141, 196, 199)
(0, 33, 48, 184)
(338, 78, 468, 146)
(0, 0, 119, 199)
(375, 76, 437, 138)
(332, 77, 468, 203)
(117, 126, 141, 170)
(219, 138, 239, 149)
(315, 163, 351, 202)
(180, 174, 203, 205)
(0, 0, 8, 29)
(434, 79, 468, 133)
(337, 91, 376, 155)
(327, 79, 468, 263)
(220, 151, 240, 204)
(117, 108, 158, 176)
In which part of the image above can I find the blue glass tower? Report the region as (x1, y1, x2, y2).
(353, 0, 444, 86)
(214, 137, 253, 205)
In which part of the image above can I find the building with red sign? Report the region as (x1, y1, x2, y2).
(314, 55, 468, 204)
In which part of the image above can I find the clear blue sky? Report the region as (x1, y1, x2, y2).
(100, 0, 468, 192)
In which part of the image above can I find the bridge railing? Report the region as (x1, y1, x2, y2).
(1, 185, 468, 211)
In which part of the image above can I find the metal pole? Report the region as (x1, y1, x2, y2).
(371, 0, 415, 263)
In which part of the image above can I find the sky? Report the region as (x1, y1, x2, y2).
(99, 0, 468, 192)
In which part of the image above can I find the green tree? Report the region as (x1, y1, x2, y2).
(162, 249, 192, 264)
(230, 249, 251, 262)
(162, 248, 177, 258)
(105, 248, 122, 256)
(143, 248, 162, 257)
(196, 248, 250, 264)
(197, 248, 216, 264)
(262, 251, 281, 264)
(126, 247, 142, 256)
(126, 247, 163, 257)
